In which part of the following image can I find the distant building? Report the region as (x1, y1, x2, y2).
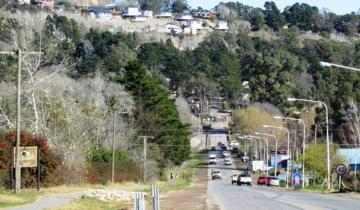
(175, 12, 193, 21)
(33, 0, 55, 10)
(215, 20, 229, 31)
(16, 0, 31, 4)
(132, 16, 146, 22)
(123, 7, 141, 17)
(338, 148, 360, 171)
(164, 22, 182, 34)
(155, 11, 173, 18)
(142, 10, 153, 17)
(187, 19, 203, 30)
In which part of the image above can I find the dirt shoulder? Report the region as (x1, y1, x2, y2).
(160, 155, 220, 210)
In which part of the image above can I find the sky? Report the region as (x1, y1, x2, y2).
(187, 0, 360, 15)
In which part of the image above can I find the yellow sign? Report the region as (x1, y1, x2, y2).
(13, 146, 38, 168)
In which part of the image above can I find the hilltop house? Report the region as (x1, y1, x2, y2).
(155, 11, 173, 18)
(175, 12, 193, 21)
(123, 7, 142, 17)
(215, 20, 229, 31)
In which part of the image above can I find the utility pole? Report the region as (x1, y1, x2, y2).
(314, 124, 317, 147)
(139, 136, 154, 182)
(1, 49, 42, 193)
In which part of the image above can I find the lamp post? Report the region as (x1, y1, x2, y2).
(247, 135, 269, 177)
(263, 125, 290, 189)
(273, 116, 306, 188)
(287, 97, 330, 190)
(255, 132, 278, 177)
(237, 135, 253, 160)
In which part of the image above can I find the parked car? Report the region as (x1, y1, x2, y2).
(212, 169, 222, 180)
(208, 154, 217, 164)
(269, 177, 280, 186)
(217, 141, 223, 146)
(257, 176, 271, 185)
(210, 146, 216, 151)
(237, 173, 252, 186)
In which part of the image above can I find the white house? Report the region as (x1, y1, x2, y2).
(215, 20, 229, 30)
(187, 19, 203, 30)
(176, 12, 193, 21)
(132, 16, 146, 22)
(142, 10, 153, 17)
(164, 23, 182, 34)
(123, 7, 141, 17)
(16, 0, 31, 4)
(155, 11, 173, 18)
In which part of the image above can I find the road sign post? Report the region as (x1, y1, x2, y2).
(292, 172, 302, 188)
(336, 164, 347, 192)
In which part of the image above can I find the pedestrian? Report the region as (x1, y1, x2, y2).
(170, 172, 173, 180)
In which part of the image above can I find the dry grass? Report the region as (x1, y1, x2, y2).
(46, 197, 131, 210)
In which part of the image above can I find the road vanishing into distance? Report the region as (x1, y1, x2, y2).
(205, 108, 360, 210)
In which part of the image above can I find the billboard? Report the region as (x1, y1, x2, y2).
(13, 146, 38, 168)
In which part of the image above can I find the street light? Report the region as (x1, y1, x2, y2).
(287, 97, 330, 190)
(237, 135, 253, 158)
(247, 135, 269, 177)
(263, 125, 290, 189)
(320, 61, 360, 72)
(255, 132, 278, 177)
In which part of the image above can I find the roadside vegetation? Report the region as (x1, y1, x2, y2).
(47, 197, 131, 210)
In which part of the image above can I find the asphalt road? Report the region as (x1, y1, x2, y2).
(206, 108, 360, 210)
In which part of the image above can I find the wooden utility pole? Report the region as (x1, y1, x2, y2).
(0, 49, 42, 193)
(139, 136, 154, 182)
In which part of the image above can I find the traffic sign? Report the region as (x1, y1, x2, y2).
(336, 164, 347, 175)
(292, 172, 302, 187)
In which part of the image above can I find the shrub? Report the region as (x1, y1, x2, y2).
(0, 131, 63, 188)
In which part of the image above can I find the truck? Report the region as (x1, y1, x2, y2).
(237, 173, 252, 186)
(249, 160, 264, 172)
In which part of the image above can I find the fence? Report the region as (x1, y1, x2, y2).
(152, 185, 160, 210)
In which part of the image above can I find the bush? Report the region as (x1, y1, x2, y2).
(0, 131, 63, 188)
(86, 147, 128, 163)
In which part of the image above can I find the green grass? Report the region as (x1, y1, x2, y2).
(0, 188, 41, 208)
(159, 151, 204, 192)
(299, 184, 331, 193)
(47, 197, 131, 210)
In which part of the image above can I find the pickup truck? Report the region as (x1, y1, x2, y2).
(237, 174, 252, 186)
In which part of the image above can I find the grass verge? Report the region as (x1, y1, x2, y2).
(0, 188, 41, 208)
(158, 151, 204, 192)
(46, 197, 131, 210)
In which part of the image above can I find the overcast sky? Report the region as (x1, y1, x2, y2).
(187, 0, 360, 15)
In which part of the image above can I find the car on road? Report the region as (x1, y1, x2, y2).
(224, 157, 232, 165)
(211, 169, 222, 180)
(237, 173, 252, 186)
(231, 173, 242, 184)
(208, 154, 217, 164)
(217, 142, 223, 146)
(222, 151, 230, 158)
(257, 176, 271, 185)
(210, 146, 216, 151)
(269, 177, 280, 186)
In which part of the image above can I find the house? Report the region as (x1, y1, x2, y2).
(88, 6, 112, 19)
(175, 12, 193, 21)
(142, 10, 153, 17)
(164, 23, 182, 35)
(16, 0, 30, 4)
(215, 20, 229, 30)
(187, 19, 203, 30)
(123, 7, 141, 17)
(132, 16, 146, 22)
(155, 11, 173, 18)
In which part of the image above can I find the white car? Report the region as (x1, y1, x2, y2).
(222, 151, 230, 158)
(211, 170, 222, 180)
(231, 173, 241, 184)
(269, 177, 280, 186)
(224, 157, 232, 165)
(229, 141, 239, 147)
(208, 154, 217, 164)
(237, 174, 252, 186)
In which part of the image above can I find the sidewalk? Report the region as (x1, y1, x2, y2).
(5, 191, 84, 210)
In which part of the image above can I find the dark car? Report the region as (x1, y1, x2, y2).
(210, 146, 216, 151)
(217, 142, 223, 146)
(257, 176, 271, 185)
